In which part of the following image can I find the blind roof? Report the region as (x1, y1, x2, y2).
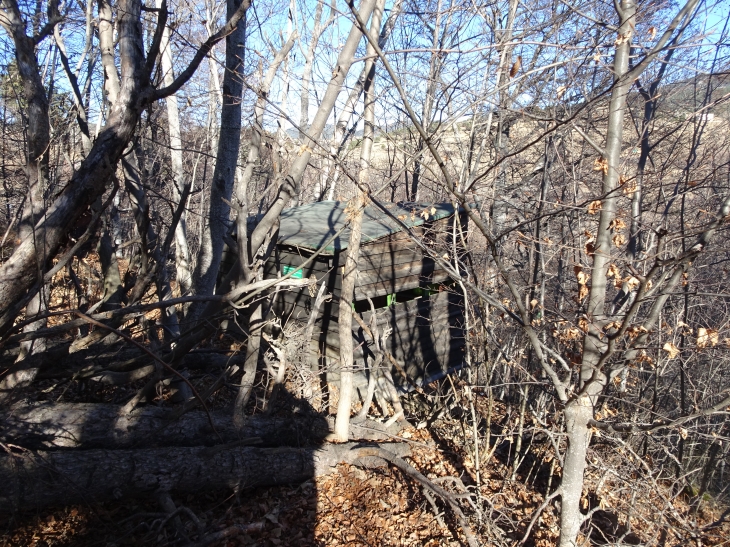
(276, 200, 458, 254)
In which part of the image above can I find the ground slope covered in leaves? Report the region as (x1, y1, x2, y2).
(3, 412, 728, 547)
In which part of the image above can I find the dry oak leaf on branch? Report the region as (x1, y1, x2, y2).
(618, 175, 636, 197)
(588, 200, 603, 215)
(608, 218, 627, 232)
(626, 325, 648, 339)
(623, 276, 640, 291)
(615, 30, 633, 46)
(509, 55, 522, 78)
(676, 320, 692, 335)
(578, 317, 589, 333)
(697, 328, 719, 348)
(662, 342, 680, 359)
(574, 265, 590, 300)
(607, 263, 622, 288)
(593, 157, 609, 175)
(574, 265, 590, 285)
(584, 230, 596, 256)
(578, 284, 589, 300)
(419, 206, 436, 220)
(612, 233, 627, 248)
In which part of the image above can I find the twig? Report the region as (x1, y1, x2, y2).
(0, 194, 25, 248)
(423, 487, 447, 529)
(353, 298, 383, 423)
(384, 410, 403, 427)
(130, 364, 240, 447)
(195, 522, 264, 545)
(351, 312, 424, 396)
(71, 311, 220, 440)
(354, 446, 479, 547)
(516, 489, 560, 547)
(156, 491, 191, 541)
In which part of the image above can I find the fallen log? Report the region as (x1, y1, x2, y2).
(35, 351, 243, 382)
(2, 402, 404, 450)
(1, 345, 242, 385)
(0, 441, 411, 514)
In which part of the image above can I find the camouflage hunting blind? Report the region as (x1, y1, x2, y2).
(263, 200, 468, 391)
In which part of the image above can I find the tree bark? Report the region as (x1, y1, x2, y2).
(233, 299, 263, 427)
(332, 203, 364, 441)
(1, 402, 326, 449)
(1, 402, 402, 450)
(0, 0, 53, 363)
(0, 441, 410, 513)
(333, 0, 384, 442)
(0, 0, 141, 334)
(228, 33, 296, 425)
(298, 0, 335, 140)
(158, 0, 192, 296)
(98, 0, 120, 104)
(189, 0, 248, 315)
(322, 0, 402, 201)
(122, 155, 180, 339)
(560, 2, 637, 546)
(558, 400, 593, 546)
(97, 222, 125, 311)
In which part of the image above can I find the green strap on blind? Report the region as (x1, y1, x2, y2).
(282, 265, 303, 279)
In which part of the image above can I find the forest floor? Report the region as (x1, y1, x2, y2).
(1, 324, 728, 547)
(2, 383, 728, 547)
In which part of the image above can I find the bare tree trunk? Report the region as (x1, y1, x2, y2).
(98, 0, 119, 104)
(322, 0, 402, 201)
(2, 402, 332, 449)
(510, 384, 529, 481)
(629, 38, 681, 261)
(559, 2, 637, 545)
(123, 156, 180, 339)
(189, 0, 247, 318)
(97, 220, 125, 311)
(409, 0, 446, 202)
(559, 399, 594, 546)
(197, 11, 223, 251)
(487, 0, 519, 234)
(92, 0, 127, 324)
(231, 33, 298, 427)
(273, 1, 294, 182)
(0, 0, 250, 340)
(158, 0, 192, 295)
(199, 0, 224, 247)
(333, 0, 384, 442)
(332, 204, 364, 441)
(233, 300, 263, 426)
(98, 5, 180, 339)
(1, 0, 53, 365)
(298, 0, 334, 141)
(52, 23, 92, 154)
